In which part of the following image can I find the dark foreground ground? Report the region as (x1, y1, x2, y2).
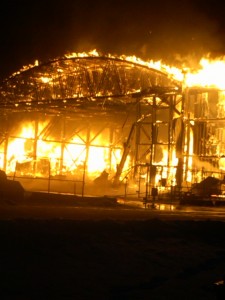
(1, 200, 225, 299)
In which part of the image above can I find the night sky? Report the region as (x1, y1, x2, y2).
(1, 0, 225, 80)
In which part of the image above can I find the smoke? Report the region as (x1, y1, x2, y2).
(1, 0, 225, 79)
(113, 1, 225, 67)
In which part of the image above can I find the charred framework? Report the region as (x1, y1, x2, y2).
(0, 55, 205, 199)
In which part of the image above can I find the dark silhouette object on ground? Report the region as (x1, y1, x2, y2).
(0, 169, 24, 204)
(191, 176, 222, 197)
(214, 277, 225, 300)
(93, 170, 109, 185)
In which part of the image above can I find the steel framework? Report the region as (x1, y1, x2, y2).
(0, 56, 180, 111)
(0, 55, 185, 196)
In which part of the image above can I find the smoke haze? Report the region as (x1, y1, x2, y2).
(1, 0, 225, 79)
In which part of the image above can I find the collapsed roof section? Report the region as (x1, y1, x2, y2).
(0, 56, 182, 114)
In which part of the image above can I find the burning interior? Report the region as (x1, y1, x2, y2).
(1, 53, 225, 199)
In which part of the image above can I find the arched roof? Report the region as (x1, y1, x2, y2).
(0, 55, 182, 111)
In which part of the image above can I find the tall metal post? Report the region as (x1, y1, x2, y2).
(60, 117, 65, 174)
(82, 126, 90, 197)
(149, 96, 157, 185)
(33, 118, 38, 175)
(3, 134, 8, 172)
(134, 98, 141, 178)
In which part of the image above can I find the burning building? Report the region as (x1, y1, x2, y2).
(0, 51, 225, 199)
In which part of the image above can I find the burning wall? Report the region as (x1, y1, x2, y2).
(183, 88, 225, 185)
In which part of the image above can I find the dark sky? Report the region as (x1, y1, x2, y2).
(1, 0, 225, 79)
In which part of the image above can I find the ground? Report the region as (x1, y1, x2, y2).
(0, 198, 225, 299)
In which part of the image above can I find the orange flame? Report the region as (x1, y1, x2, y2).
(4, 122, 129, 180)
(185, 56, 225, 89)
(5, 50, 225, 188)
(10, 50, 225, 90)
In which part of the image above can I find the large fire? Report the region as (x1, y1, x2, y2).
(2, 121, 127, 180)
(118, 52, 225, 89)
(10, 49, 225, 90)
(185, 57, 225, 89)
(2, 50, 225, 196)
(13, 49, 225, 88)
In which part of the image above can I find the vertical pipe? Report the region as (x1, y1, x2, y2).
(109, 126, 113, 172)
(134, 98, 141, 178)
(60, 117, 65, 174)
(186, 112, 191, 181)
(82, 126, 90, 197)
(145, 164, 150, 201)
(48, 160, 51, 193)
(149, 95, 157, 189)
(167, 96, 172, 185)
(82, 160, 86, 198)
(3, 134, 8, 172)
(33, 117, 38, 175)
